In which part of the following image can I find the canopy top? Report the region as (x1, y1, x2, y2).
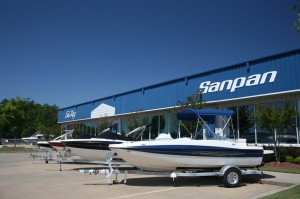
(177, 108, 234, 121)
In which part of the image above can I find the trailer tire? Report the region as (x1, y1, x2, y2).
(223, 168, 241, 188)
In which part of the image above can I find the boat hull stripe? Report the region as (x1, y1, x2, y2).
(121, 145, 263, 157)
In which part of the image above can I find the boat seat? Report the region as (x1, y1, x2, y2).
(155, 133, 173, 141)
(214, 128, 223, 139)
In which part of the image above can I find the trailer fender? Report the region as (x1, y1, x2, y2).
(219, 165, 241, 176)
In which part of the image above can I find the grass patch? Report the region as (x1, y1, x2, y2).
(260, 165, 300, 174)
(260, 184, 300, 199)
(0, 146, 26, 152)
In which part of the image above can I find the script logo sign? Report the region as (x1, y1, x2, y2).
(199, 71, 277, 93)
(65, 110, 76, 119)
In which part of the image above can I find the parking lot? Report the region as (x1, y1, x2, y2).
(0, 152, 296, 199)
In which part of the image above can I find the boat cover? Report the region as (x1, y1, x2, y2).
(177, 108, 234, 121)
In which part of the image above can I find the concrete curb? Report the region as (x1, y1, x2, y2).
(261, 179, 295, 187)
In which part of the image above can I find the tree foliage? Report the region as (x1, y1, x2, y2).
(293, 1, 300, 32)
(125, 111, 166, 140)
(230, 105, 255, 140)
(0, 97, 60, 141)
(176, 90, 204, 111)
(0, 97, 26, 144)
(127, 114, 149, 132)
(173, 90, 204, 138)
(150, 115, 166, 139)
(126, 112, 151, 139)
(256, 102, 298, 162)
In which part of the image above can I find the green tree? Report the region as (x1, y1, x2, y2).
(293, 1, 300, 32)
(176, 90, 204, 111)
(126, 112, 150, 139)
(0, 97, 26, 146)
(256, 102, 297, 162)
(173, 90, 204, 138)
(0, 97, 60, 143)
(34, 104, 59, 138)
(94, 116, 113, 137)
(127, 116, 148, 131)
(230, 106, 255, 141)
(0, 99, 10, 139)
(20, 98, 39, 138)
(150, 115, 166, 139)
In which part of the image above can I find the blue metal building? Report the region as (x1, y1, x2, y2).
(58, 49, 300, 145)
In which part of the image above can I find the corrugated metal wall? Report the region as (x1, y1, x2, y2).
(58, 49, 300, 123)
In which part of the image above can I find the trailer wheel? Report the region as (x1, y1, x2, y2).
(223, 168, 241, 188)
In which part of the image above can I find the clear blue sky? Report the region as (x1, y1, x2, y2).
(1, 0, 299, 108)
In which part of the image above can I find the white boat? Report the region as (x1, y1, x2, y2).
(109, 109, 265, 172)
(48, 130, 74, 151)
(61, 126, 148, 162)
(22, 131, 45, 144)
(36, 130, 74, 151)
(37, 141, 53, 149)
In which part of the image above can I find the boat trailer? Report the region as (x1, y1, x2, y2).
(30, 148, 69, 165)
(79, 157, 263, 188)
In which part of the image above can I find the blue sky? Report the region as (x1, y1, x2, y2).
(0, 0, 299, 108)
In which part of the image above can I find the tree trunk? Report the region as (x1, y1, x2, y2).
(273, 129, 280, 163)
(14, 132, 17, 147)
